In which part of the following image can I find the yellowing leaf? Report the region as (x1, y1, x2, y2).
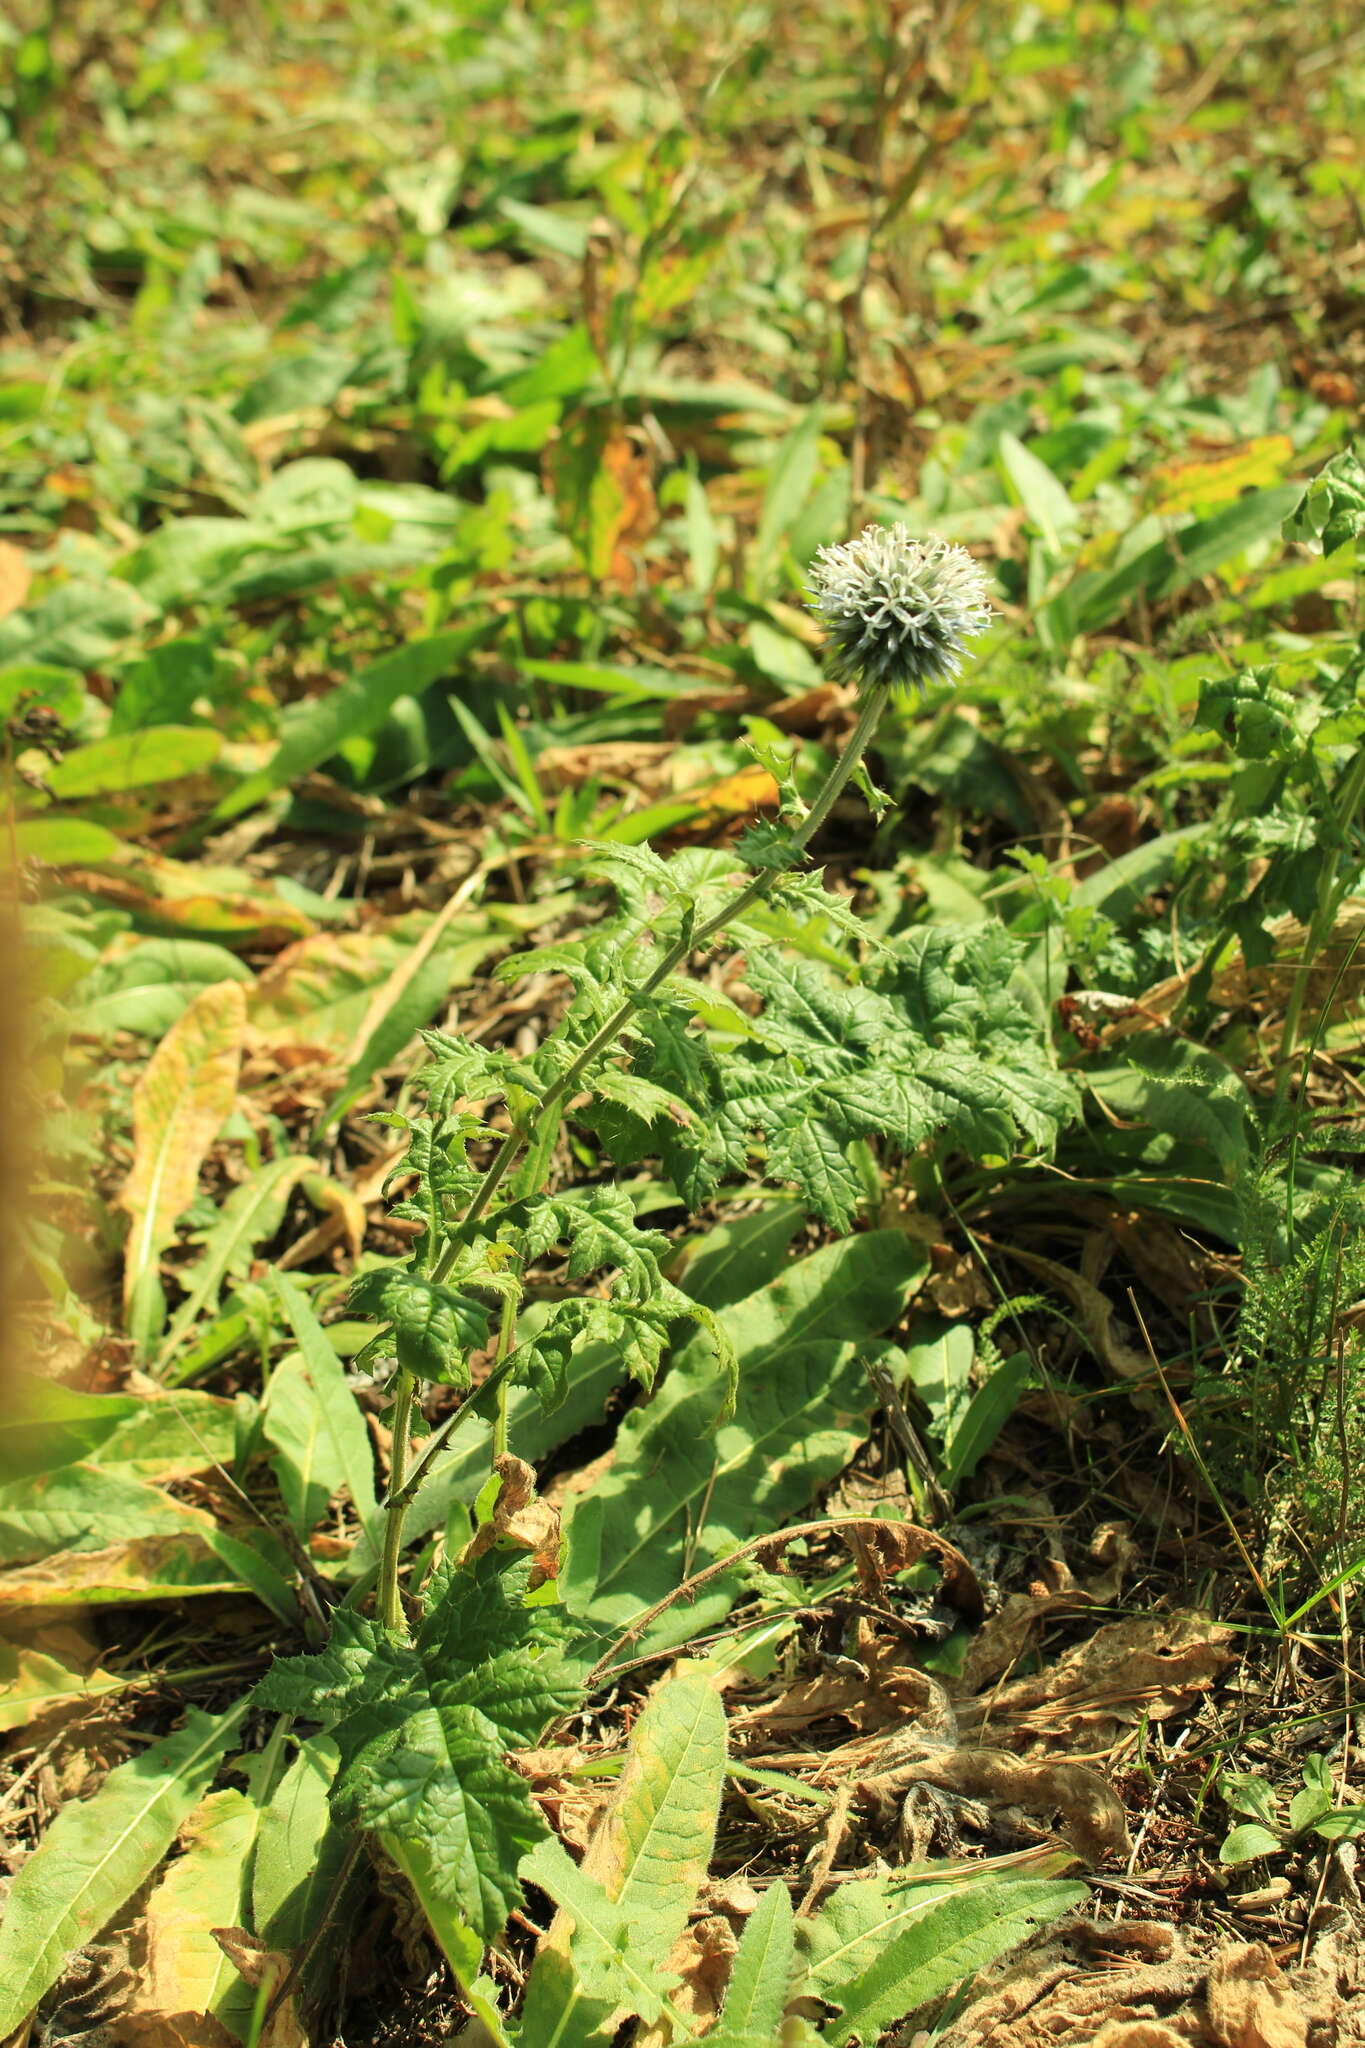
(0, 540, 31, 620)
(0, 1641, 122, 1734)
(0, 1702, 247, 2041)
(119, 980, 247, 1313)
(128, 1788, 260, 2039)
(1151, 435, 1294, 517)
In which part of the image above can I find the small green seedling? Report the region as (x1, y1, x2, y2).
(1219, 1754, 1365, 1865)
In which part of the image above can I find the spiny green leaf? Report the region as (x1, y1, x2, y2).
(253, 1559, 579, 1944)
(347, 1266, 491, 1382)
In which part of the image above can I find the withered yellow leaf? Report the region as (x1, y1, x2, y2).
(0, 540, 31, 621)
(127, 1789, 258, 2037)
(119, 980, 247, 1310)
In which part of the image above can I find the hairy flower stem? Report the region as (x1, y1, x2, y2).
(439, 680, 894, 1257)
(377, 1368, 417, 1635)
(490, 1281, 520, 1460)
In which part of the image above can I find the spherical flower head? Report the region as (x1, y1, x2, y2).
(806, 524, 993, 699)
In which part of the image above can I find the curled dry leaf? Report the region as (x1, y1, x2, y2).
(957, 1611, 1236, 1751)
(827, 1516, 985, 1621)
(461, 1454, 562, 1583)
(959, 1589, 1105, 1694)
(1205, 1943, 1308, 2048)
(535, 740, 674, 792)
(861, 1746, 1130, 1866)
(210, 1931, 307, 2048)
(116, 2012, 239, 2048)
(732, 1641, 955, 1744)
(635, 1913, 736, 2047)
(941, 1929, 1357, 2048)
(938, 1940, 1204, 2048)
(1091, 2026, 1190, 2048)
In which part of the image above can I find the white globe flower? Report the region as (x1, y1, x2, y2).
(806, 524, 993, 698)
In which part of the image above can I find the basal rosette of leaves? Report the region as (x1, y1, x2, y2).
(254, 1554, 578, 1945)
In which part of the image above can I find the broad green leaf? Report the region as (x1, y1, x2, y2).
(249, 911, 509, 1052)
(0, 1701, 247, 2038)
(520, 1838, 680, 2032)
(0, 1465, 215, 1568)
(497, 194, 591, 258)
(586, 1670, 726, 1941)
(383, 1832, 517, 2045)
(117, 979, 247, 1343)
(268, 1273, 381, 1563)
(999, 432, 1080, 555)
(13, 816, 121, 864)
(130, 1786, 260, 2037)
(214, 627, 486, 821)
(0, 575, 152, 668)
(752, 408, 822, 589)
(684, 469, 720, 593)
(1072, 823, 1208, 926)
(517, 659, 717, 703)
(0, 660, 86, 724)
(253, 1735, 350, 1962)
(0, 1370, 232, 1497)
(940, 1352, 1032, 1487)
(1314, 1808, 1365, 1843)
(801, 1874, 1085, 2045)
(649, 931, 1075, 1229)
(44, 725, 221, 799)
(1067, 486, 1302, 634)
(1282, 446, 1365, 552)
(902, 1319, 975, 1445)
(561, 1233, 927, 1651)
(406, 1317, 627, 1543)
(668, 1204, 803, 1310)
(513, 1945, 618, 2048)
(550, 414, 638, 583)
(318, 895, 506, 1131)
(263, 1356, 357, 1544)
(0, 1523, 294, 1613)
(347, 1266, 490, 1382)
(1219, 1823, 1284, 1865)
(113, 515, 284, 607)
(0, 1374, 145, 1481)
(74, 936, 253, 1040)
(719, 1876, 795, 2035)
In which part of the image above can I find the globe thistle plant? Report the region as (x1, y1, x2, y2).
(807, 523, 993, 699)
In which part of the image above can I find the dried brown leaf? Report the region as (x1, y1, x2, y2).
(461, 1454, 562, 1583)
(1206, 1944, 1308, 2048)
(960, 1611, 1235, 1751)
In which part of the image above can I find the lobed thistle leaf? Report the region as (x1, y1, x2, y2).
(806, 523, 993, 698)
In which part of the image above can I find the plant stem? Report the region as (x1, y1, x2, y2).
(377, 1369, 417, 1635)
(438, 680, 893, 1259)
(490, 1281, 519, 1461)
